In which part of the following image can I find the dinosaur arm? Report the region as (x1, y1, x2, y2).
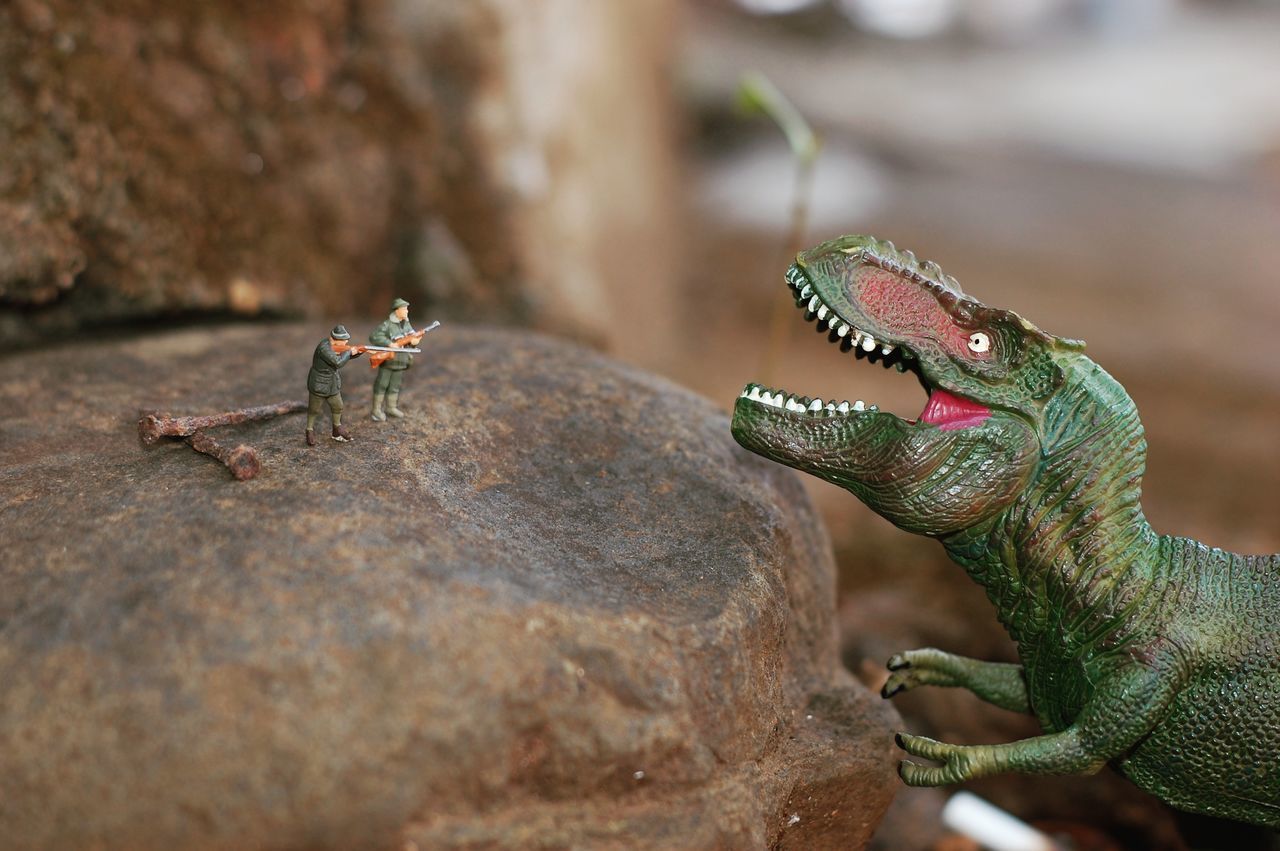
(882, 648, 1031, 714)
(895, 647, 1184, 785)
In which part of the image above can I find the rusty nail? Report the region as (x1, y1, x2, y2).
(138, 399, 307, 444)
(185, 430, 261, 481)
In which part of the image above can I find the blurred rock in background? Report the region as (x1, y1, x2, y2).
(0, 0, 682, 365)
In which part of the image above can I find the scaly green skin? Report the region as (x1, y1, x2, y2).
(731, 235, 1280, 827)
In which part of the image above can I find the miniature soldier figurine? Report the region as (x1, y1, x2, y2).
(305, 325, 363, 446)
(370, 297, 424, 421)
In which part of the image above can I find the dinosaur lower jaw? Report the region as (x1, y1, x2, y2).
(738, 383, 880, 418)
(737, 383, 990, 431)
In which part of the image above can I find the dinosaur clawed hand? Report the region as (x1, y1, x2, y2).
(882, 649, 960, 698)
(895, 733, 979, 786)
(882, 652, 918, 698)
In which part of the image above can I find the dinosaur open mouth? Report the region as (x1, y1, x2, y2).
(738, 264, 991, 430)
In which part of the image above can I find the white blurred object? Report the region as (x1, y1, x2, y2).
(1082, 0, 1178, 38)
(734, 0, 824, 15)
(962, 0, 1073, 42)
(941, 792, 1061, 851)
(834, 0, 1177, 42)
(836, 0, 959, 39)
(698, 141, 886, 232)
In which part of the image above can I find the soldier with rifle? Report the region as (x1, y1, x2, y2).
(305, 325, 362, 446)
(369, 297, 440, 421)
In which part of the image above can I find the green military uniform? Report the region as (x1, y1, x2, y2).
(306, 325, 360, 444)
(370, 297, 416, 420)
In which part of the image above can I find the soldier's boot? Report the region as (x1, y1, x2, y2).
(332, 424, 353, 442)
(305, 428, 317, 447)
(386, 391, 405, 418)
(371, 392, 387, 422)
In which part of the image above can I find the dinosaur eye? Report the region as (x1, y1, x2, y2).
(967, 332, 991, 353)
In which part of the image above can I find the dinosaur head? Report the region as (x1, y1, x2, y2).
(732, 235, 1084, 536)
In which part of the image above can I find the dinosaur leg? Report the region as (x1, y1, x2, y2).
(895, 650, 1184, 786)
(882, 647, 1030, 713)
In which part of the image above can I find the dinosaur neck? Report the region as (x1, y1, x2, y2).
(946, 355, 1164, 647)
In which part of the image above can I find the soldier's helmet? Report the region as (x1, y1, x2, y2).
(331, 325, 351, 340)
(391, 298, 410, 311)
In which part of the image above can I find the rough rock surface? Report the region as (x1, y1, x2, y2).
(0, 325, 898, 850)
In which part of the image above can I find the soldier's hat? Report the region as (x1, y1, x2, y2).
(391, 297, 410, 310)
(331, 325, 351, 340)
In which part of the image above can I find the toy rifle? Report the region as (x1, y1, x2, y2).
(367, 320, 441, 368)
(331, 341, 422, 358)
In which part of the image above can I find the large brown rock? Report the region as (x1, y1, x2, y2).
(0, 325, 898, 850)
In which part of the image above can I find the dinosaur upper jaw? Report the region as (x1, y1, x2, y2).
(735, 258, 992, 435)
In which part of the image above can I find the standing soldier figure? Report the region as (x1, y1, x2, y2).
(305, 325, 363, 446)
(370, 297, 423, 421)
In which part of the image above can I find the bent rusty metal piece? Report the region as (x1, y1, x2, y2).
(138, 399, 307, 444)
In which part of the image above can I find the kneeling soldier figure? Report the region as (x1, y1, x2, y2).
(306, 325, 363, 446)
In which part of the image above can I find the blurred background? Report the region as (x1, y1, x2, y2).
(4, 0, 1279, 846)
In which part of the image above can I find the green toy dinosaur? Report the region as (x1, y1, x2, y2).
(731, 234, 1280, 827)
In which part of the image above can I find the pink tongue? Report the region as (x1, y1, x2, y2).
(918, 388, 991, 430)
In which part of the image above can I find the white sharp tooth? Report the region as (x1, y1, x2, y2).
(853, 400, 866, 411)
(768, 395, 783, 408)
(861, 336, 876, 352)
(800, 284, 813, 298)
(749, 387, 762, 400)
(808, 295, 820, 312)
(825, 402, 836, 411)
(787, 399, 804, 413)
(808, 399, 822, 412)
(816, 305, 828, 320)
(837, 323, 850, 337)
(869, 404, 879, 412)
(837, 401, 850, 413)
(881, 344, 894, 356)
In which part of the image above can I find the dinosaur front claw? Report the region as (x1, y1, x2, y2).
(896, 732, 950, 759)
(881, 669, 915, 698)
(895, 733, 975, 786)
(882, 651, 928, 697)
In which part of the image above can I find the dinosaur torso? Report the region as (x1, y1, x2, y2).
(731, 234, 1280, 827)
